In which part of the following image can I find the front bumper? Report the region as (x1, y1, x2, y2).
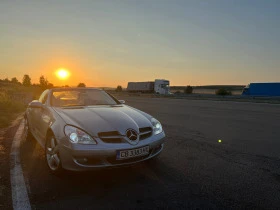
(59, 131, 165, 171)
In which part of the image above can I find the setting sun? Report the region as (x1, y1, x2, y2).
(56, 69, 70, 80)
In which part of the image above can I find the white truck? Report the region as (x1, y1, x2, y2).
(127, 79, 170, 94)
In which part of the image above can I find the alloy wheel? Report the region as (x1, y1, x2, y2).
(46, 136, 60, 171)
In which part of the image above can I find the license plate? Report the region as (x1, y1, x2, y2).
(117, 146, 149, 160)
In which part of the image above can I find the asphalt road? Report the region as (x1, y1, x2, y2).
(11, 98, 280, 209)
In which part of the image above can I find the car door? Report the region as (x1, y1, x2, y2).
(30, 90, 48, 143)
(27, 90, 47, 138)
(36, 90, 51, 145)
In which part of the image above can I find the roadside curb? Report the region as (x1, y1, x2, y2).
(10, 120, 31, 210)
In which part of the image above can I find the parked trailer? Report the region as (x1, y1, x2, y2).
(242, 83, 280, 96)
(127, 82, 154, 93)
(127, 79, 170, 94)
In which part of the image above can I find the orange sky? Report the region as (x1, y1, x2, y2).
(1, 1, 280, 88)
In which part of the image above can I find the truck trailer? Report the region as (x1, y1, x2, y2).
(127, 79, 170, 94)
(242, 83, 280, 96)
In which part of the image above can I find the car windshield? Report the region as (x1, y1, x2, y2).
(51, 89, 118, 107)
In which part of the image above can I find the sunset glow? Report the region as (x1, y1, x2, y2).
(56, 69, 70, 80)
(1, 1, 280, 87)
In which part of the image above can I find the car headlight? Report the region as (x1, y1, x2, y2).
(151, 118, 163, 135)
(64, 125, 97, 144)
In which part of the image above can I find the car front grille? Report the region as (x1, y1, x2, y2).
(98, 131, 123, 143)
(98, 127, 153, 143)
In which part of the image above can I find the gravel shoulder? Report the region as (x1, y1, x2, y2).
(0, 115, 23, 210)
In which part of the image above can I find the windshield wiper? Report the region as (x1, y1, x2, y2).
(61, 104, 85, 107)
(94, 103, 115, 105)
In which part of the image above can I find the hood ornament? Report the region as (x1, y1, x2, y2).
(125, 129, 139, 145)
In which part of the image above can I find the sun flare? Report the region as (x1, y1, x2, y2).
(56, 69, 70, 80)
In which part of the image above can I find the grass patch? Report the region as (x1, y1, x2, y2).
(0, 91, 25, 128)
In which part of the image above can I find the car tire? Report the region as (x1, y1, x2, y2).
(45, 134, 64, 175)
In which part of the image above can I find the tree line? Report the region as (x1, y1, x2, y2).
(1, 75, 124, 91)
(0, 75, 90, 90)
(0, 75, 54, 90)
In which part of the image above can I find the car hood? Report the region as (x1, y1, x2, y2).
(52, 105, 153, 137)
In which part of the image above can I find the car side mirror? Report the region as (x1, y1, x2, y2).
(118, 100, 125, 104)
(29, 100, 43, 108)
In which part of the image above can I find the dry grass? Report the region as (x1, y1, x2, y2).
(0, 91, 25, 128)
(0, 81, 44, 128)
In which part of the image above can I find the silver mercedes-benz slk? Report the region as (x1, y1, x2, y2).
(24, 88, 165, 174)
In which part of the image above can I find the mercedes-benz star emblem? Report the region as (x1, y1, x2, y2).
(126, 129, 138, 141)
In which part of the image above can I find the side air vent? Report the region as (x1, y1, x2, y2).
(139, 127, 153, 140)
